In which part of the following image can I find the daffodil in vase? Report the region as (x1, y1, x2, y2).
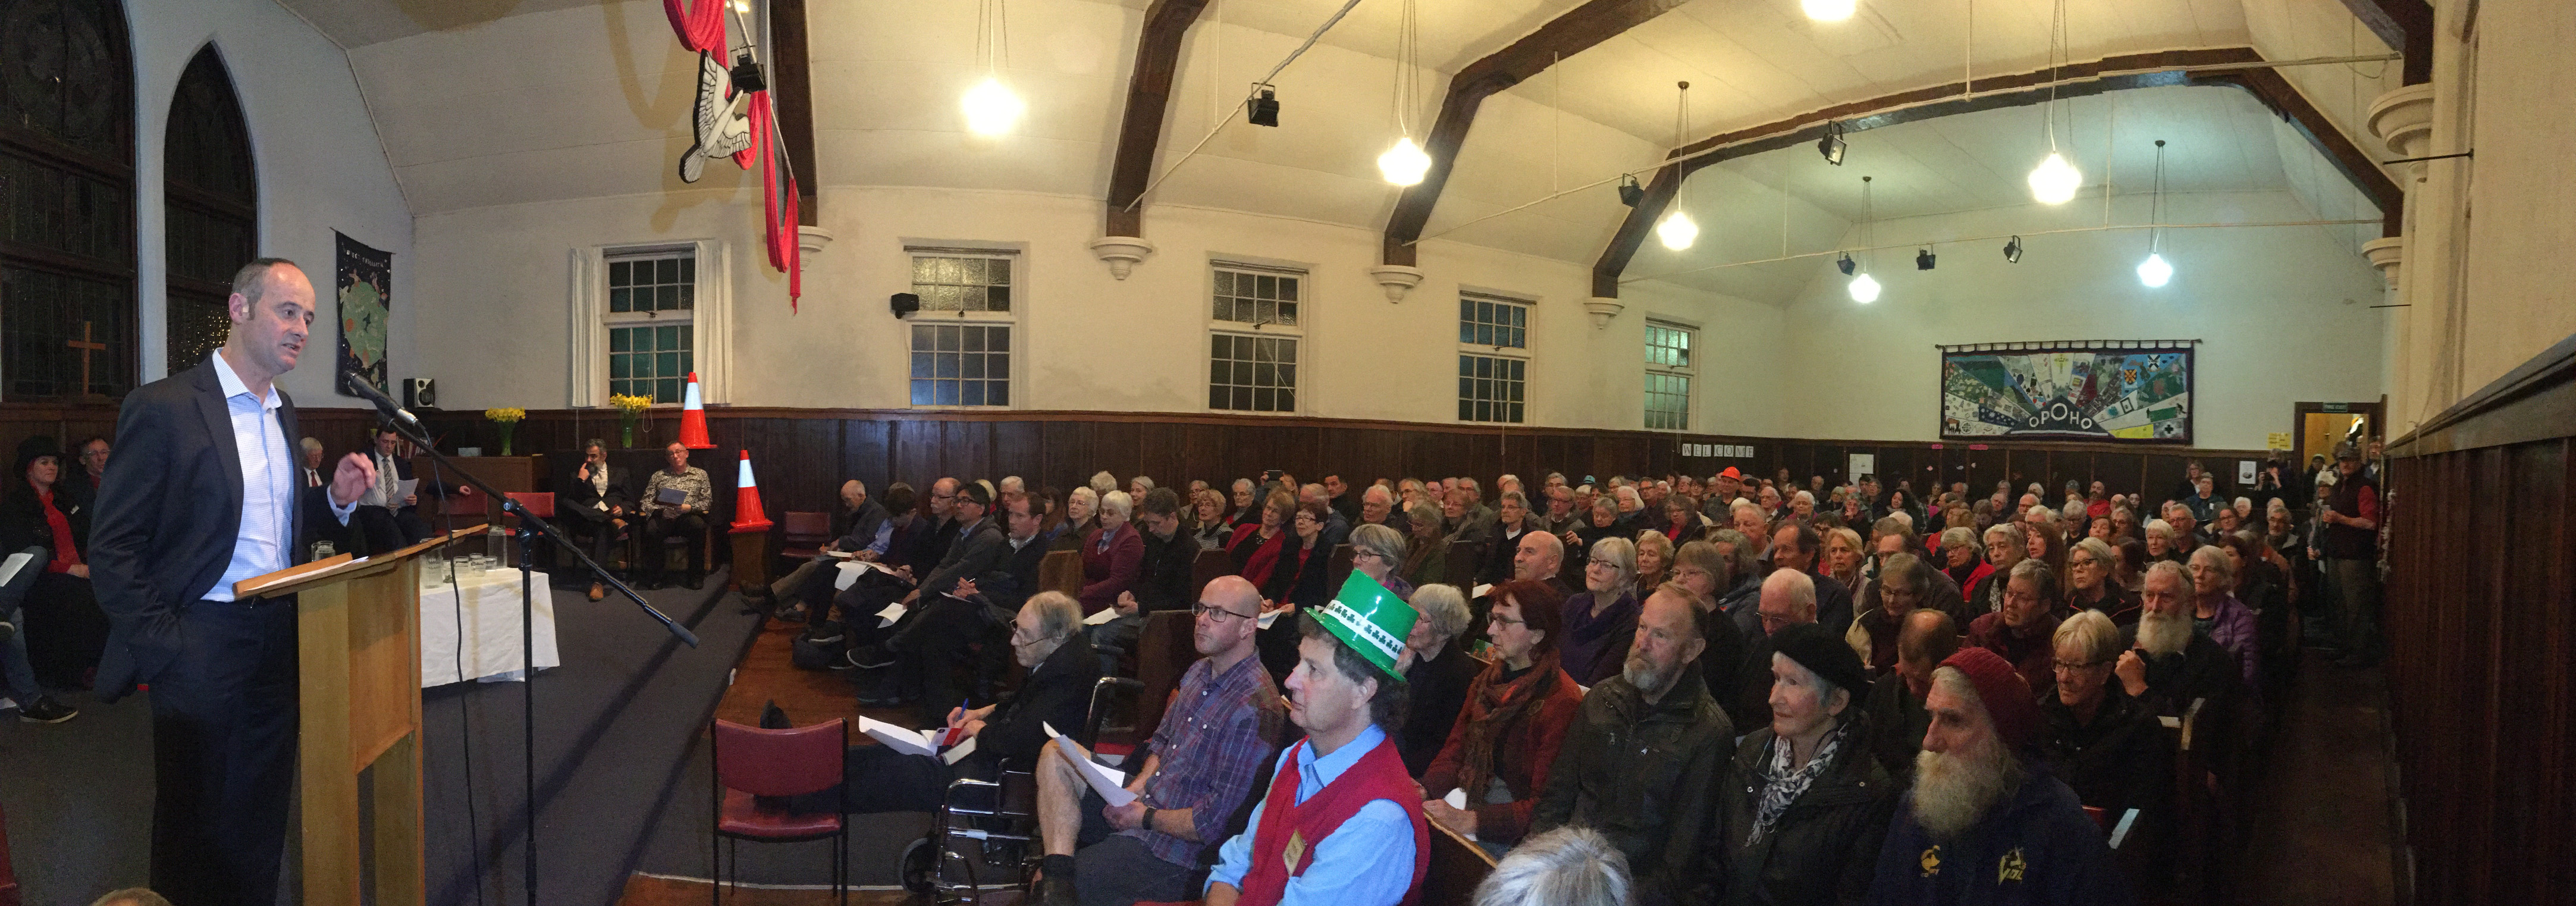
(484, 407, 526, 456)
(610, 394, 654, 448)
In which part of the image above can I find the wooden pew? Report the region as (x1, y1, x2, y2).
(1326, 543, 1355, 591)
(1040, 548, 1084, 598)
(1445, 539, 1484, 588)
(1190, 547, 1232, 597)
(1132, 609, 1199, 742)
(1420, 820, 1499, 906)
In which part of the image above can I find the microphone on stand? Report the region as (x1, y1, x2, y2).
(344, 371, 420, 428)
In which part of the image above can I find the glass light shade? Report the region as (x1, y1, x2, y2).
(2136, 252, 2173, 287)
(1378, 136, 1431, 186)
(1802, 0, 1857, 21)
(1847, 272, 1881, 303)
(1655, 210, 1699, 250)
(962, 77, 1025, 137)
(2026, 152, 2081, 205)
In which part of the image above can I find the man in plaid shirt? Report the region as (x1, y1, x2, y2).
(1034, 575, 1285, 906)
(639, 441, 713, 590)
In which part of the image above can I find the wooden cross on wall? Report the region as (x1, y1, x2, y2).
(66, 321, 107, 397)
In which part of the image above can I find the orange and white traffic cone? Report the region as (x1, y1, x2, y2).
(731, 450, 773, 533)
(678, 371, 714, 449)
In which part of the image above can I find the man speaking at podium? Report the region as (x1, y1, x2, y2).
(89, 258, 376, 906)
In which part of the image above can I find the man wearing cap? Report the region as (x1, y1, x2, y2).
(1702, 468, 1746, 523)
(1868, 647, 2129, 905)
(1532, 582, 1733, 906)
(1201, 573, 1431, 906)
(1038, 575, 1284, 906)
(2315, 442, 2382, 667)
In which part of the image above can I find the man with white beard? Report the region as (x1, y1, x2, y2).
(1867, 647, 2131, 905)
(2112, 560, 2244, 721)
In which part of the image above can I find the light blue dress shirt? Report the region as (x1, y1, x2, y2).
(865, 519, 893, 556)
(1205, 723, 1419, 906)
(206, 351, 357, 602)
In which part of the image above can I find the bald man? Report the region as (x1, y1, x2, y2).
(1513, 529, 1577, 600)
(1863, 608, 1960, 782)
(754, 478, 893, 617)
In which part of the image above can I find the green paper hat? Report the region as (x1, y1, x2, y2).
(1319, 570, 1418, 682)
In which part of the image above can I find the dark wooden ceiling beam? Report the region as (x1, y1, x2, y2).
(2335, 0, 2434, 84)
(1105, 0, 1214, 238)
(770, 0, 819, 224)
(1380, 0, 1688, 267)
(1590, 47, 2403, 297)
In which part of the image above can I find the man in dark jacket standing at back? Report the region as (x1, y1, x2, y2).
(1531, 583, 1733, 906)
(1868, 647, 2130, 905)
(89, 259, 376, 906)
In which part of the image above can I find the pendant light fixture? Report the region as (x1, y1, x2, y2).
(2136, 139, 2173, 287)
(1377, 0, 1432, 185)
(2025, 0, 2080, 205)
(1847, 175, 1880, 303)
(1655, 81, 1698, 250)
(961, 0, 1023, 136)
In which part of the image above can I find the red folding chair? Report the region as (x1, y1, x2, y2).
(780, 512, 834, 560)
(710, 717, 848, 904)
(1, 798, 19, 906)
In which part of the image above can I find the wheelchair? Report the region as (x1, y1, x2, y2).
(900, 675, 1143, 906)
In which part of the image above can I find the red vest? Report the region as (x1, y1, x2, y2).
(1234, 735, 1430, 906)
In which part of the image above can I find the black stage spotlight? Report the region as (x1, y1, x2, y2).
(1618, 174, 1643, 208)
(1247, 86, 1280, 127)
(1916, 247, 1936, 270)
(729, 53, 767, 93)
(1817, 121, 1847, 165)
(2002, 236, 2023, 264)
(1835, 252, 1856, 276)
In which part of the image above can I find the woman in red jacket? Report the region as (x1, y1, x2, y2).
(1076, 490, 1144, 615)
(1419, 579, 1582, 856)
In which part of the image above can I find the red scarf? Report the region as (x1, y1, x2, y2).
(36, 486, 79, 572)
(1234, 736, 1429, 906)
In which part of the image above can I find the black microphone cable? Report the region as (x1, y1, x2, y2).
(427, 454, 488, 906)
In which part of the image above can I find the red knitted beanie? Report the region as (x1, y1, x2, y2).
(1940, 646, 2038, 751)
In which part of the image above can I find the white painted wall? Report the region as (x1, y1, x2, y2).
(1780, 189, 2387, 448)
(124, 0, 415, 406)
(407, 183, 1786, 434)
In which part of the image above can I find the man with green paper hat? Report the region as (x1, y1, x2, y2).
(1203, 572, 1432, 906)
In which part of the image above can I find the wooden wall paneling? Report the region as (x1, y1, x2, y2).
(1132, 421, 1179, 492)
(1038, 420, 1089, 496)
(942, 421, 992, 487)
(1088, 422, 1140, 489)
(1963, 448, 2005, 496)
(2140, 454, 2188, 506)
(844, 419, 890, 493)
(890, 421, 941, 491)
(1178, 424, 1229, 490)
(2092, 452, 2141, 499)
(991, 421, 1042, 489)
(2493, 439, 2564, 899)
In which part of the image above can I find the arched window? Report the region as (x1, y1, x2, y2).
(164, 45, 255, 372)
(0, 0, 136, 400)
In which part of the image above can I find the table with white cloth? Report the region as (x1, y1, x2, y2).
(419, 567, 563, 686)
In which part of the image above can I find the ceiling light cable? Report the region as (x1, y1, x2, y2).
(1126, 0, 1367, 209)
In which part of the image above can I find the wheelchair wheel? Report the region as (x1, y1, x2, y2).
(899, 836, 940, 895)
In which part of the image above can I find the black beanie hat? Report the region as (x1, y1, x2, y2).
(1767, 622, 1870, 701)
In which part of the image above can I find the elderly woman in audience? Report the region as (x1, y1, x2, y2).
(2211, 504, 2243, 540)
(2066, 536, 2138, 624)
(1656, 494, 1702, 543)
(2187, 544, 2262, 692)
(1706, 528, 1765, 635)
(1253, 500, 1337, 682)
(1227, 489, 1295, 590)
(1632, 530, 1674, 594)
(2, 436, 104, 703)
(1849, 553, 1939, 676)
(1225, 477, 1257, 526)
(1559, 536, 1640, 685)
(1470, 826, 1631, 906)
(2142, 518, 2186, 566)
(1077, 490, 1143, 615)
(2110, 505, 2139, 542)
(1051, 486, 1100, 552)
(1570, 496, 1625, 562)
(1190, 488, 1231, 550)
(1350, 522, 1414, 600)
(1714, 622, 1893, 906)
(1400, 500, 1449, 587)
(2038, 609, 2172, 892)
(1966, 559, 2066, 694)
(1424, 579, 1582, 853)
(1398, 584, 1480, 776)
(1966, 522, 2026, 615)
(1936, 526, 1988, 604)
(1668, 540, 1748, 704)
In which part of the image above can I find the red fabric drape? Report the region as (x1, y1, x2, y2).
(663, 0, 803, 305)
(664, 0, 726, 53)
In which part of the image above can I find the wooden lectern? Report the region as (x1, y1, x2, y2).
(233, 526, 490, 906)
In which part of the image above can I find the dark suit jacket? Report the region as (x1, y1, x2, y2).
(88, 360, 357, 703)
(559, 462, 634, 517)
(1132, 528, 1198, 612)
(975, 534, 1052, 615)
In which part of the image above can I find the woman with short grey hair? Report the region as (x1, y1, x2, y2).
(1471, 827, 1634, 906)
(1398, 583, 1480, 774)
(1350, 522, 1414, 599)
(1560, 536, 1639, 685)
